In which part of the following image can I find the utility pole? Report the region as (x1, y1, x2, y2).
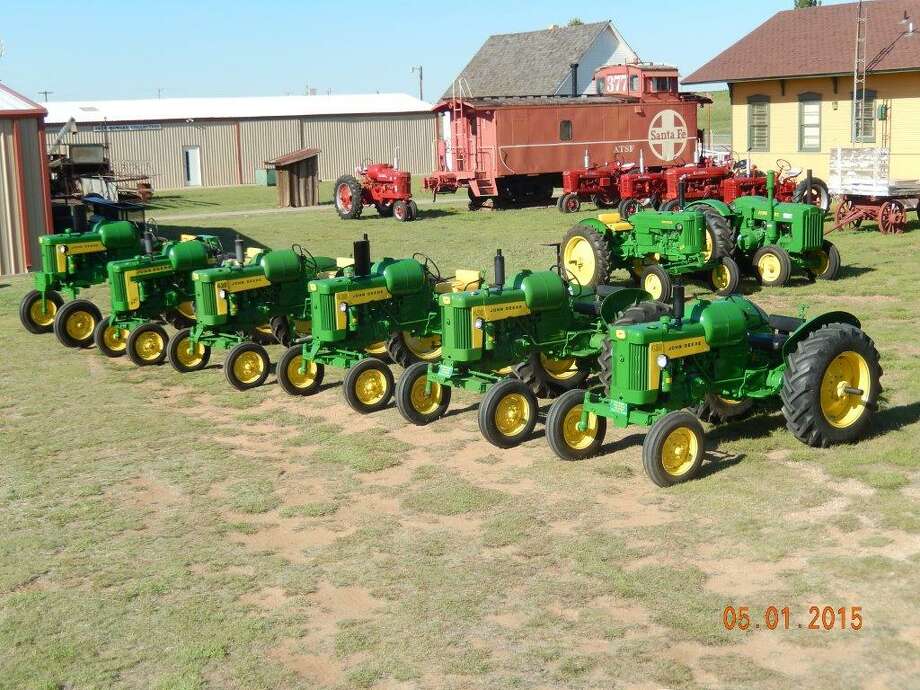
(38, 90, 53, 102)
(156, 87, 164, 99)
(411, 65, 424, 100)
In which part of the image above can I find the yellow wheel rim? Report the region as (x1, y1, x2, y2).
(103, 324, 128, 352)
(493, 392, 531, 437)
(175, 337, 205, 368)
(134, 330, 166, 362)
(65, 310, 96, 340)
(810, 250, 830, 276)
(539, 354, 579, 381)
(293, 319, 312, 336)
(717, 396, 745, 407)
(660, 426, 699, 477)
(757, 253, 782, 283)
(643, 273, 664, 300)
(286, 358, 318, 389)
(177, 301, 196, 320)
(493, 365, 514, 376)
(256, 324, 273, 336)
(820, 351, 870, 428)
(561, 404, 599, 450)
(354, 369, 388, 405)
(403, 332, 442, 361)
(365, 341, 388, 356)
(563, 235, 597, 285)
(232, 350, 266, 384)
(711, 264, 731, 291)
(29, 299, 58, 327)
(703, 230, 714, 261)
(410, 376, 443, 414)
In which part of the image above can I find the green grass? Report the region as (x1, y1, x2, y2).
(1, 196, 919, 688)
(696, 90, 731, 144)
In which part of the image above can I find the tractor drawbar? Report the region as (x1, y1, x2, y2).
(354, 234, 371, 277)
(492, 249, 505, 290)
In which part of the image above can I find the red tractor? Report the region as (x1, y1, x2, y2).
(334, 163, 418, 222)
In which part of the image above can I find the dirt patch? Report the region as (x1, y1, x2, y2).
(240, 586, 288, 609)
(123, 475, 182, 508)
(697, 555, 807, 597)
(267, 638, 342, 686)
(228, 511, 354, 561)
(591, 485, 676, 528)
(786, 461, 874, 497)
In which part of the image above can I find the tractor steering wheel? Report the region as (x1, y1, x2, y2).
(775, 159, 792, 176)
(412, 252, 442, 283)
(292, 243, 318, 272)
(554, 264, 584, 298)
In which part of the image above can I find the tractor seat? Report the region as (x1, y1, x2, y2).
(336, 257, 355, 268)
(598, 212, 632, 231)
(436, 269, 483, 294)
(786, 167, 802, 177)
(768, 314, 804, 334)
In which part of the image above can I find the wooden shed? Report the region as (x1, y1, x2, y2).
(266, 148, 320, 208)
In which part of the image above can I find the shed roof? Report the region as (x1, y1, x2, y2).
(45, 93, 432, 124)
(0, 83, 46, 117)
(445, 21, 619, 98)
(684, 0, 920, 84)
(266, 148, 321, 167)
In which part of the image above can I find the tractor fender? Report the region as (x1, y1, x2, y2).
(598, 287, 653, 324)
(577, 217, 612, 237)
(686, 199, 732, 217)
(782, 311, 861, 360)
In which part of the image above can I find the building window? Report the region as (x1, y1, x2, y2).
(560, 120, 573, 141)
(629, 75, 639, 92)
(853, 89, 877, 143)
(799, 93, 821, 152)
(747, 95, 770, 152)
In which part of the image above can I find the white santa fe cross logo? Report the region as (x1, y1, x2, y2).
(648, 109, 689, 161)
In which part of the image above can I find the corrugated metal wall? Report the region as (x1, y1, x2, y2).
(1, 116, 47, 276)
(50, 112, 436, 189)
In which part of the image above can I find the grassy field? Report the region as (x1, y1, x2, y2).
(1, 189, 919, 689)
(696, 90, 731, 146)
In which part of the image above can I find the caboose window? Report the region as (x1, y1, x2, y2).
(629, 75, 639, 92)
(560, 120, 573, 141)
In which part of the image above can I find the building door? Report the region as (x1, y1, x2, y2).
(183, 146, 202, 186)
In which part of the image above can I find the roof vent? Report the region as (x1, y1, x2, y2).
(79, 106, 99, 112)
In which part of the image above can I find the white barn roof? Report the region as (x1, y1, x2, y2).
(45, 93, 432, 124)
(0, 83, 46, 116)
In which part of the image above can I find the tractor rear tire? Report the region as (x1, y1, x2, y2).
(127, 322, 169, 366)
(792, 177, 831, 214)
(251, 324, 277, 346)
(93, 316, 129, 358)
(334, 175, 364, 219)
(694, 393, 755, 424)
(20, 289, 63, 334)
(224, 342, 270, 390)
(343, 358, 395, 414)
(640, 264, 673, 302)
(618, 197, 641, 218)
(478, 378, 539, 449)
(599, 301, 673, 393)
(167, 327, 211, 373)
(395, 361, 451, 425)
(753, 246, 792, 287)
(270, 315, 292, 347)
(54, 299, 102, 348)
(708, 256, 741, 296)
(386, 331, 442, 368)
(781, 323, 882, 447)
(545, 389, 606, 461)
(163, 302, 196, 330)
(808, 240, 841, 281)
(277, 345, 323, 396)
(393, 200, 411, 222)
(559, 193, 581, 213)
(702, 209, 736, 261)
(642, 410, 706, 487)
(513, 352, 589, 398)
(560, 223, 612, 288)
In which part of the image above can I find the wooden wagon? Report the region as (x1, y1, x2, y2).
(829, 147, 919, 234)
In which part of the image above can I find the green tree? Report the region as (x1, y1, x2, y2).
(794, 0, 820, 8)
(567, 18, 584, 26)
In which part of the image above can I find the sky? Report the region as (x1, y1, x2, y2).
(0, 0, 852, 103)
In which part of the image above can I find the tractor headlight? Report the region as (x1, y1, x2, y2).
(474, 317, 484, 330)
(656, 354, 669, 369)
(219, 289, 227, 299)
(676, 223, 683, 231)
(59, 246, 68, 253)
(339, 302, 349, 312)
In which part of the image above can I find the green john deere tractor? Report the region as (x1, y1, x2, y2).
(544, 285, 881, 487)
(19, 212, 150, 347)
(167, 243, 342, 390)
(277, 236, 483, 413)
(395, 249, 651, 448)
(689, 171, 840, 287)
(560, 205, 740, 302)
(94, 233, 225, 365)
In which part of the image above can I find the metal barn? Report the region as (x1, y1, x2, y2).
(43, 94, 435, 190)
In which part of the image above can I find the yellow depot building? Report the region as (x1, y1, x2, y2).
(684, 0, 920, 181)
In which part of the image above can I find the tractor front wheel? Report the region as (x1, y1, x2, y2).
(618, 197, 641, 219)
(807, 240, 841, 281)
(478, 378, 539, 449)
(408, 200, 419, 220)
(560, 224, 612, 288)
(545, 389, 606, 461)
(375, 201, 394, 217)
(640, 264, 673, 302)
(593, 192, 619, 209)
(395, 361, 451, 425)
(127, 322, 169, 366)
(781, 323, 882, 447)
(659, 199, 682, 213)
(343, 358, 395, 414)
(224, 342, 270, 390)
(167, 327, 211, 373)
(753, 246, 792, 287)
(20, 289, 63, 334)
(54, 299, 102, 348)
(93, 316, 130, 358)
(558, 193, 581, 214)
(642, 410, 706, 487)
(334, 174, 364, 219)
(708, 256, 741, 296)
(513, 352, 589, 398)
(277, 345, 323, 396)
(393, 200, 411, 222)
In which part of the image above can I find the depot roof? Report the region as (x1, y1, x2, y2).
(44, 93, 432, 124)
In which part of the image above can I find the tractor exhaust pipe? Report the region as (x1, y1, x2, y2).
(70, 204, 87, 233)
(353, 233, 371, 277)
(805, 168, 813, 205)
(672, 283, 685, 326)
(235, 235, 244, 263)
(678, 177, 687, 210)
(143, 230, 155, 255)
(492, 249, 505, 289)
(570, 63, 579, 97)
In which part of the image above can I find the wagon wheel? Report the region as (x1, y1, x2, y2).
(878, 200, 906, 234)
(832, 198, 862, 233)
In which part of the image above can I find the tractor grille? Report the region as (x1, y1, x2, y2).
(628, 343, 648, 391)
(313, 292, 337, 331)
(804, 212, 824, 249)
(444, 305, 472, 352)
